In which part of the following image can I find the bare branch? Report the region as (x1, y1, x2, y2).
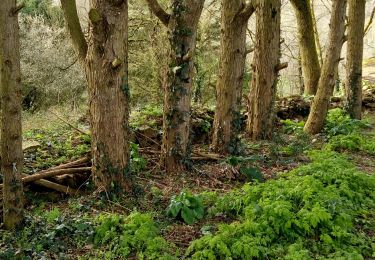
(60, 0, 88, 61)
(11, 3, 25, 15)
(275, 62, 289, 72)
(364, 4, 375, 36)
(145, 0, 170, 27)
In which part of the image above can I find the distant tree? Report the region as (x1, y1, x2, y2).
(247, 0, 282, 140)
(345, 0, 366, 119)
(145, 0, 205, 173)
(61, 0, 132, 192)
(290, 0, 321, 95)
(211, 0, 255, 154)
(0, 0, 24, 229)
(304, 0, 347, 134)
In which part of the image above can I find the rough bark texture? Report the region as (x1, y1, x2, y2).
(247, 0, 281, 140)
(85, 0, 131, 191)
(290, 0, 321, 95)
(161, 0, 205, 173)
(0, 0, 24, 229)
(304, 0, 347, 134)
(211, 0, 255, 154)
(345, 0, 366, 119)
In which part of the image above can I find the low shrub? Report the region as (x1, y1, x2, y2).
(187, 150, 375, 259)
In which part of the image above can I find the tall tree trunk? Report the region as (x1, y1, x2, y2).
(0, 0, 24, 228)
(304, 0, 347, 134)
(247, 0, 281, 140)
(161, 0, 204, 172)
(211, 0, 255, 154)
(61, 0, 131, 192)
(290, 0, 321, 95)
(86, 1, 131, 191)
(345, 0, 366, 119)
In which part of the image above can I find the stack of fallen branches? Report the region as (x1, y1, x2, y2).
(0, 157, 92, 196)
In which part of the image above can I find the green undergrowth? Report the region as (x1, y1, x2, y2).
(187, 150, 375, 259)
(23, 126, 90, 173)
(0, 209, 177, 259)
(89, 212, 178, 259)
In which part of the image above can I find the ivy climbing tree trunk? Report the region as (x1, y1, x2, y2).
(0, 0, 24, 229)
(304, 0, 347, 134)
(211, 0, 255, 154)
(246, 0, 281, 140)
(290, 0, 321, 95)
(146, 0, 205, 173)
(61, 0, 131, 192)
(345, 0, 366, 120)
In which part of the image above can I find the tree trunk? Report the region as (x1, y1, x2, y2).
(345, 0, 366, 119)
(211, 0, 254, 154)
(247, 0, 281, 140)
(290, 0, 321, 95)
(0, 0, 24, 229)
(161, 0, 204, 172)
(304, 0, 347, 134)
(85, 0, 131, 191)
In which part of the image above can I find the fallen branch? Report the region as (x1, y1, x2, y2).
(27, 175, 80, 195)
(21, 167, 91, 184)
(0, 167, 91, 188)
(48, 109, 89, 136)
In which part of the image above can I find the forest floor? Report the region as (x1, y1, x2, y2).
(1, 105, 375, 259)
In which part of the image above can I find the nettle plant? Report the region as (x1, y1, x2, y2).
(167, 190, 205, 225)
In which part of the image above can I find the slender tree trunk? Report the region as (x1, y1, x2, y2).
(247, 0, 281, 140)
(290, 0, 321, 95)
(161, 0, 204, 172)
(211, 0, 255, 154)
(85, 1, 131, 191)
(310, 0, 324, 67)
(345, 0, 366, 119)
(304, 0, 347, 134)
(0, 0, 24, 228)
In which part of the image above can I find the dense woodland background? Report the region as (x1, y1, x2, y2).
(1, 0, 375, 259)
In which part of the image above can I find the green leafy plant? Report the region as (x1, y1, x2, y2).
(188, 150, 375, 259)
(167, 190, 205, 225)
(325, 108, 369, 138)
(281, 119, 305, 134)
(130, 142, 147, 173)
(327, 132, 375, 155)
(93, 212, 177, 259)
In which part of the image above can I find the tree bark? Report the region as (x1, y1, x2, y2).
(345, 0, 366, 119)
(61, 0, 131, 192)
(290, 0, 321, 95)
(151, 0, 203, 173)
(86, 0, 131, 191)
(211, 0, 255, 154)
(246, 0, 281, 140)
(0, 0, 24, 229)
(304, 0, 347, 134)
(60, 0, 87, 61)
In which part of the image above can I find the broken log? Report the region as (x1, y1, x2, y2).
(0, 167, 91, 188)
(25, 174, 80, 195)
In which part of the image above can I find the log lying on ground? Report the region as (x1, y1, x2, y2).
(20, 167, 91, 184)
(24, 174, 80, 195)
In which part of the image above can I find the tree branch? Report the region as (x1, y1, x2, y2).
(60, 0, 88, 61)
(237, 0, 256, 23)
(145, 0, 170, 27)
(364, 4, 375, 36)
(275, 62, 289, 72)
